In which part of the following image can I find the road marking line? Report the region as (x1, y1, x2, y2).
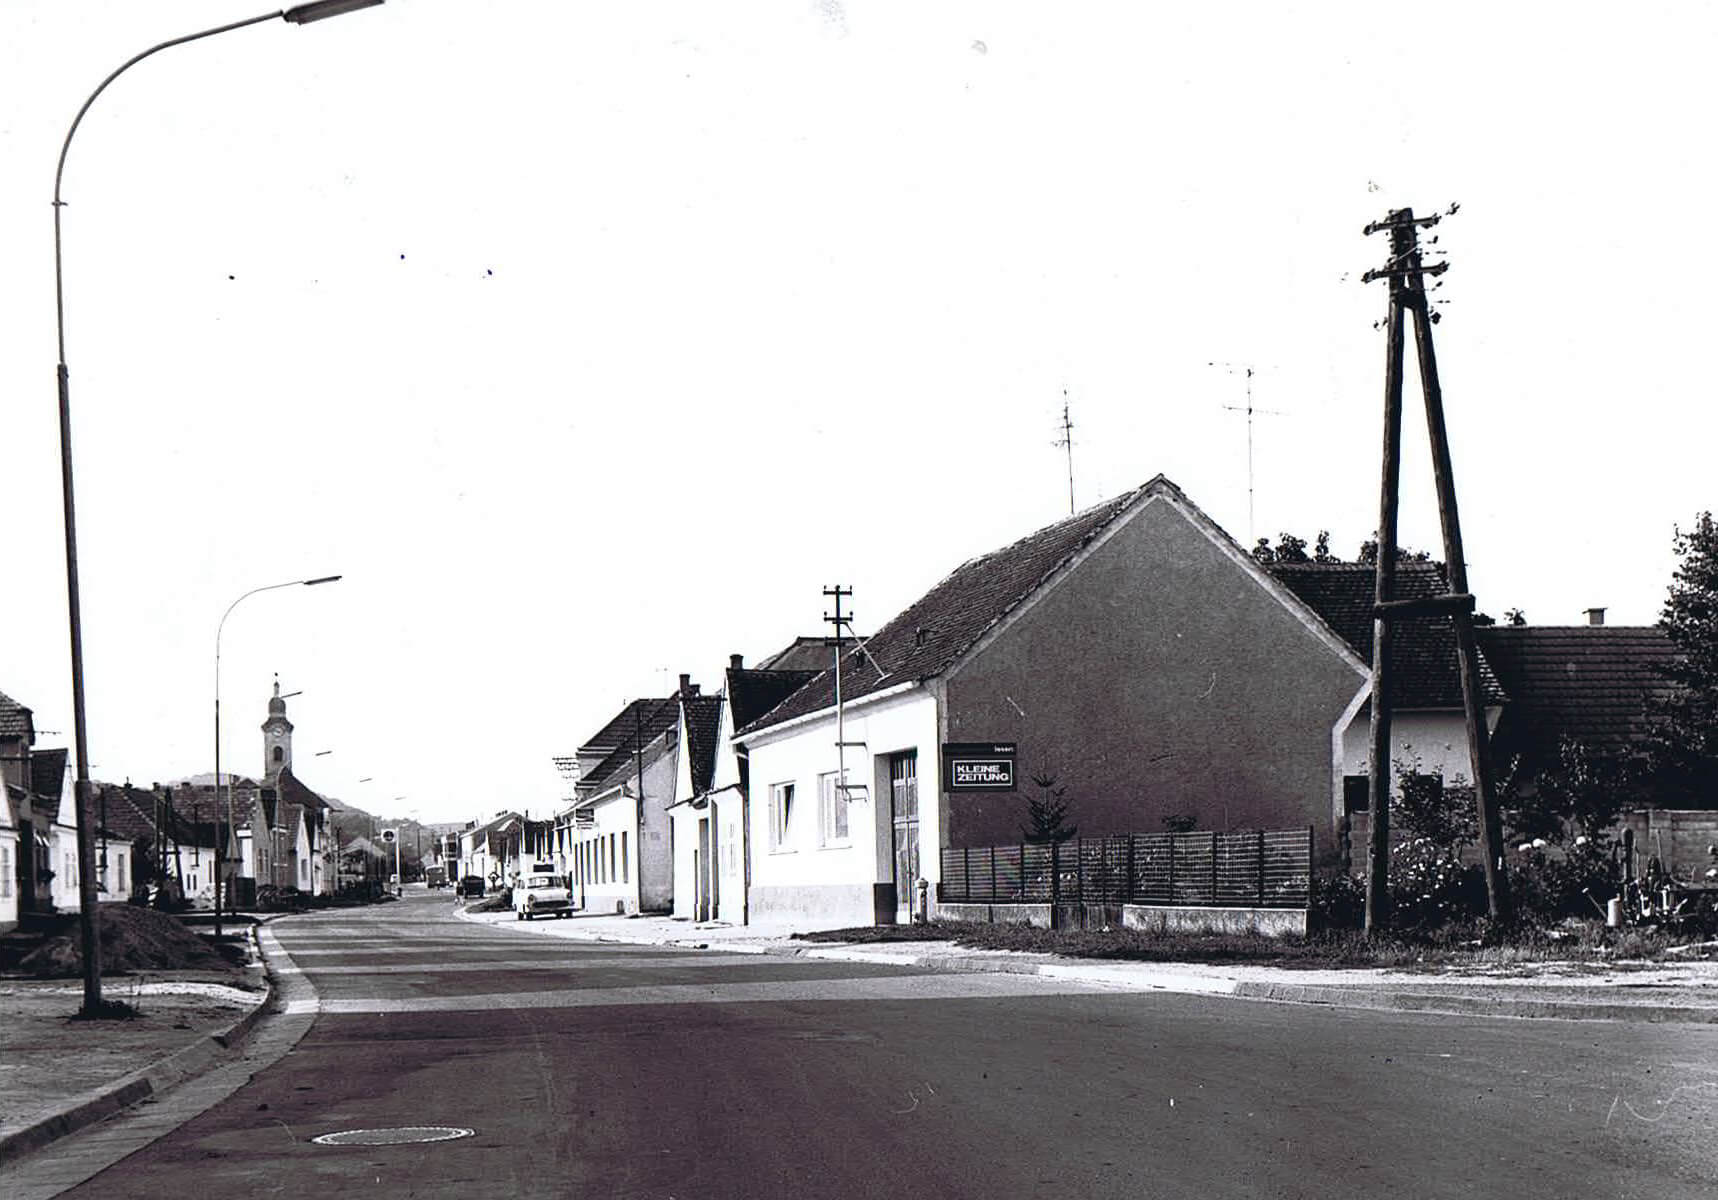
(288, 973, 1104, 1014)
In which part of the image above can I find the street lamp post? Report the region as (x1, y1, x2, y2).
(213, 576, 340, 936)
(52, 1, 383, 1015)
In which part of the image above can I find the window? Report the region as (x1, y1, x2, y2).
(769, 783, 795, 850)
(819, 771, 850, 847)
(117, 855, 126, 892)
(621, 832, 629, 884)
(1343, 775, 1370, 814)
(1, 846, 11, 898)
(273, 746, 283, 763)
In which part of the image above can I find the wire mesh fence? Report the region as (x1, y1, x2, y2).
(940, 829, 1312, 909)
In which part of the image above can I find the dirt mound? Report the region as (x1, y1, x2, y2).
(17, 904, 231, 977)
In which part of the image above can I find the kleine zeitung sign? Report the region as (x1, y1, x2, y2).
(942, 742, 1018, 792)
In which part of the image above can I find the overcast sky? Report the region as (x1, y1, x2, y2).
(2, 2, 1713, 826)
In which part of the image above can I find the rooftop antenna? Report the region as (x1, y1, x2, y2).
(1052, 390, 1076, 515)
(1209, 363, 1287, 543)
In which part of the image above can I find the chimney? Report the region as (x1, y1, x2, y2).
(1585, 607, 1606, 626)
(730, 653, 744, 671)
(678, 673, 698, 696)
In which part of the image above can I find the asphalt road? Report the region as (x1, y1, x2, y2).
(39, 892, 1718, 1199)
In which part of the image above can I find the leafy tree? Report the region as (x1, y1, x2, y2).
(1020, 773, 1077, 844)
(1250, 538, 1276, 565)
(1313, 530, 1338, 563)
(1643, 512, 1718, 808)
(1506, 738, 1633, 845)
(1274, 533, 1310, 563)
(1356, 537, 1433, 565)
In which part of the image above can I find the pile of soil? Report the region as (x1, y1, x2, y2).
(17, 903, 232, 977)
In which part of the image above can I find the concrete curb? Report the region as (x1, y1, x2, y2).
(0, 930, 276, 1167)
(467, 910, 1718, 1023)
(1228, 980, 1718, 1024)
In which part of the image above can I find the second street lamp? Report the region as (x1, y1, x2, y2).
(213, 574, 341, 935)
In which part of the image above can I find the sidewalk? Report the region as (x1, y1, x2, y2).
(0, 964, 272, 1167)
(458, 905, 1718, 1024)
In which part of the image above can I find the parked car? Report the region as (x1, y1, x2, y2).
(513, 872, 573, 920)
(457, 875, 486, 899)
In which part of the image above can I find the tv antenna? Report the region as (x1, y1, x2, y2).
(1209, 362, 1287, 543)
(1052, 390, 1076, 515)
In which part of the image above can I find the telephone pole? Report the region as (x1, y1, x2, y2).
(1361, 205, 1510, 929)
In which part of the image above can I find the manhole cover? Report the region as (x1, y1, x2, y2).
(312, 1126, 475, 1146)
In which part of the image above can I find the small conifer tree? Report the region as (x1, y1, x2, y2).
(1020, 772, 1078, 844)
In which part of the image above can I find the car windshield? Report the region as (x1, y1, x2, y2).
(526, 876, 558, 889)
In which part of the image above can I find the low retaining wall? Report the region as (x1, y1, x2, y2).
(937, 901, 1305, 937)
(1121, 903, 1305, 938)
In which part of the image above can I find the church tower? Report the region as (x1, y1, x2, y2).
(262, 679, 293, 780)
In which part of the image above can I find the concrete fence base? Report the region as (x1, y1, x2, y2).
(936, 900, 1306, 937)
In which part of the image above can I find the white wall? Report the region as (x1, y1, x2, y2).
(668, 802, 700, 920)
(743, 687, 941, 930)
(1339, 706, 1503, 788)
(571, 789, 641, 914)
(710, 787, 746, 925)
(1, 830, 18, 929)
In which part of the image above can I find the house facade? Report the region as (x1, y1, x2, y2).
(735, 476, 1497, 931)
(564, 688, 688, 915)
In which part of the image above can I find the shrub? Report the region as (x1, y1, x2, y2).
(1387, 836, 1488, 929)
(1310, 869, 1364, 930)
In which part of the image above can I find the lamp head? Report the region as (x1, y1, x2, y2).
(284, 1, 385, 24)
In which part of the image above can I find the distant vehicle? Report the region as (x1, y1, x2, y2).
(458, 875, 486, 899)
(425, 865, 447, 889)
(513, 871, 572, 920)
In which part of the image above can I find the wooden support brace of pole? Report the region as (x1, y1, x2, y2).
(1402, 248, 1512, 922)
(1373, 593, 1475, 619)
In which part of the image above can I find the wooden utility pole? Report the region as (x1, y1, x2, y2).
(1362, 222, 1409, 934)
(1362, 206, 1511, 927)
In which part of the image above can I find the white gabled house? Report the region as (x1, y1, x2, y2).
(563, 687, 688, 915)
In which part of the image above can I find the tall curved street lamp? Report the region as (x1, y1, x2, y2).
(52, 1, 383, 1014)
(213, 575, 342, 935)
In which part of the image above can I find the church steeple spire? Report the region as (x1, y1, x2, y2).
(262, 676, 293, 780)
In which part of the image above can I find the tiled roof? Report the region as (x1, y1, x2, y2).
(92, 784, 216, 845)
(757, 637, 845, 673)
(1269, 561, 1507, 708)
(580, 699, 668, 756)
(1478, 626, 1675, 763)
(277, 767, 330, 814)
(741, 481, 1158, 734)
(96, 785, 158, 842)
(0, 690, 33, 740)
(30, 749, 67, 821)
(682, 695, 725, 796)
(727, 667, 819, 730)
(468, 812, 521, 843)
(581, 698, 682, 793)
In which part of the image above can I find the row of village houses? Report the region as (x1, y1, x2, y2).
(1, 679, 367, 930)
(432, 476, 1685, 932)
(4, 476, 1686, 934)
